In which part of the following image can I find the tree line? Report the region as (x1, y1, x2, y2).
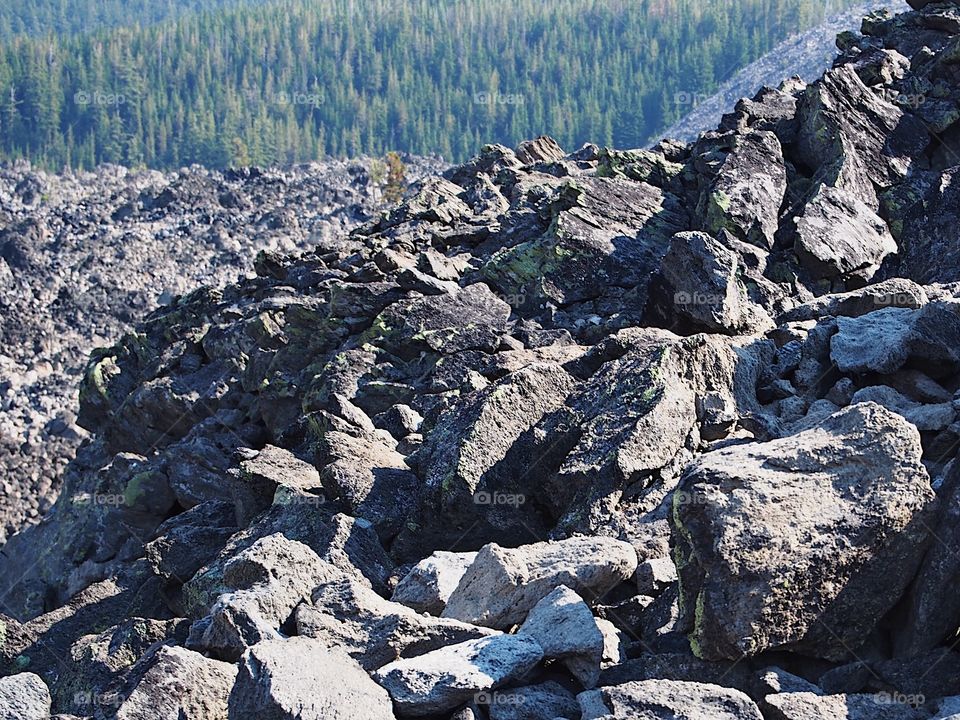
(0, 0, 859, 169)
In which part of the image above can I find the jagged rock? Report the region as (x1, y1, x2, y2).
(0, 673, 51, 720)
(228, 638, 395, 720)
(442, 538, 638, 630)
(515, 136, 566, 165)
(413, 361, 576, 539)
(672, 403, 935, 660)
(897, 462, 960, 656)
(229, 445, 323, 526)
(114, 646, 237, 720)
(659, 231, 772, 334)
(763, 692, 928, 720)
(633, 557, 677, 597)
(319, 430, 419, 540)
(578, 679, 763, 720)
(294, 574, 495, 670)
(373, 634, 544, 718)
(518, 586, 604, 688)
(697, 130, 786, 249)
(816, 650, 960, 699)
(899, 168, 960, 283)
(851, 385, 955, 431)
(793, 184, 896, 281)
(754, 667, 823, 696)
(830, 301, 960, 374)
(191, 534, 345, 660)
(597, 653, 754, 694)
(391, 551, 478, 615)
(182, 504, 393, 617)
(782, 278, 927, 322)
(488, 681, 579, 720)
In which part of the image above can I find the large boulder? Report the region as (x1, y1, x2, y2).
(442, 537, 638, 630)
(671, 403, 935, 660)
(764, 692, 928, 720)
(391, 551, 477, 615)
(228, 638, 396, 720)
(373, 634, 544, 718)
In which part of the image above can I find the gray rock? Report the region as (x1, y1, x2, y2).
(488, 681, 579, 720)
(578, 679, 763, 719)
(229, 445, 323, 526)
(851, 385, 955, 431)
(763, 691, 928, 719)
(229, 637, 395, 720)
(391, 551, 478, 615)
(442, 538, 638, 630)
(660, 231, 772, 334)
(294, 574, 495, 670)
(672, 403, 935, 660)
(782, 278, 927, 322)
(193, 534, 346, 660)
(373, 634, 544, 718)
(697, 130, 786, 249)
(115, 646, 237, 720)
(634, 557, 677, 595)
(518, 585, 604, 688)
(0, 673, 51, 720)
(793, 184, 896, 281)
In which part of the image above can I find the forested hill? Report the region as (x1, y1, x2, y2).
(0, 0, 259, 39)
(0, 0, 871, 169)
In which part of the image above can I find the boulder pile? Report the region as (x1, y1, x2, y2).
(8, 3, 960, 718)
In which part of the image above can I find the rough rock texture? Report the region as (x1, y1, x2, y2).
(672, 402, 935, 660)
(578, 679, 764, 719)
(0, 157, 444, 543)
(10, 3, 960, 717)
(0, 672, 51, 720)
(228, 638, 395, 720)
(373, 635, 544, 717)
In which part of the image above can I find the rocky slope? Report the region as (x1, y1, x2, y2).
(0, 156, 445, 543)
(7, 2, 960, 719)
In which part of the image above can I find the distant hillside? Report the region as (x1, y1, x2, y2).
(0, 0, 869, 169)
(656, 0, 910, 143)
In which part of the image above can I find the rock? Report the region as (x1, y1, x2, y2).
(896, 462, 960, 656)
(228, 638, 395, 720)
(597, 653, 754, 692)
(295, 574, 495, 670)
(442, 538, 638, 630)
(230, 444, 323, 526)
(851, 385, 955, 431)
(578, 679, 763, 719)
(793, 184, 896, 282)
(391, 551, 477, 615)
(899, 167, 960, 284)
(763, 692, 928, 720)
(782, 278, 927, 321)
(373, 634, 544, 718)
(671, 403, 935, 660)
(634, 557, 677, 595)
(488, 681, 579, 720)
(515, 136, 566, 165)
(518, 585, 604, 688)
(697, 130, 786, 249)
(0, 673, 51, 720)
(115, 646, 237, 720)
(193, 534, 346, 660)
(659, 231, 771, 334)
